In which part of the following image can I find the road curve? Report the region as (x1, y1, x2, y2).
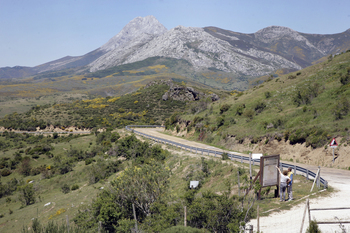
(133, 127, 350, 233)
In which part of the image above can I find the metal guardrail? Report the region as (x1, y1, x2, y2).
(126, 125, 328, 189)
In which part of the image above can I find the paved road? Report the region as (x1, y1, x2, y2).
(136, 127, 350, 233)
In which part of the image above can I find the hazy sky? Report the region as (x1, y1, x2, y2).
(1, 0, 349, 67)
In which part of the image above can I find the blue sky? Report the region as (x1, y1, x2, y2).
(1, 0, 349, 67)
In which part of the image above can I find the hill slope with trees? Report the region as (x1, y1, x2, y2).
(164, 51, 350, 167)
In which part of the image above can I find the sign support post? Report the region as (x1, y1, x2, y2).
(249, 153, 252, 185)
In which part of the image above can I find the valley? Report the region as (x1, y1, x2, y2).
(0, 15, 349, 233)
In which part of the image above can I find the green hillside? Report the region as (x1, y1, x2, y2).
(0, 129, 326, 232)
(166, 51, 350, 149)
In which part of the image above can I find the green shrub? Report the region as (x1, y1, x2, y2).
(187, 124, 193, 132)
(88, 160, 121, 184)
(114, 219, 136, 233)
(32, 218, 42, 233)
(331, 96, 349, 120)
(18, 157, 32, 176)
(161, 226, 207, 233)
(61, 184, 70, 194)
(55, 158, 74, 174)
(221, 152, 229, 160)
(340, 73, 350, 85)
(1, 168, 12, 177)
(85, 158, 94, 165)
(235, 104, 245, 115)
(254, 102, 266, 113)
(30, 166, 43, 176)
(216, 116, 225, 127)
(251, 136, 259, 144)
(292, 83, 322, 106)
(110, 132, 120, 142)
(306, 220, 322, 233)
(243, 109, 255, 120)
(289, 129, 307, 144)
(193, 116, 204, 124)
(220, 104, 231, 114)
(283, 130, 290, 141)
(205, 134, 214, 143)
(71, 184, 79, 191)
(223, 117, 236, 127)
(27, 144, 53, 156)
(31, 154, 40, 159)
(18, 184, 35, 206)
(286, 127, 328, 148)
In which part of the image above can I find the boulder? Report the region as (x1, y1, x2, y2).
(211, 93, 220, 101)
(187, 87, 200, 100)
(162, 92, 169, 101)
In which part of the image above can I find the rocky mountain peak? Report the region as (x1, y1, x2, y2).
(254, 25, 304, 43)
(100, 15, 167, 52)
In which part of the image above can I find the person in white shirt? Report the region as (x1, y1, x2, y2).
(276, 166, 291, 202)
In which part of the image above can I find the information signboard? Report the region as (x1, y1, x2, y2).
(259, 155, 280, 187)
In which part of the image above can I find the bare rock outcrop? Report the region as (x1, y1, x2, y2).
(145, 80, 219, 102)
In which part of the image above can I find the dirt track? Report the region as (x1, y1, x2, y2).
(136, 127, 350, 233)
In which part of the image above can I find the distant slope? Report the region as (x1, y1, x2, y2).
(0, 79, 228, 130)
(0, 57, 203, 98)
(0, 66, 37, 79)
(33, 49, 106, 74)
(300, 28, 350, 55)
(204, 26, 350, 69)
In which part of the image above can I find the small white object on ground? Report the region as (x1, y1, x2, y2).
(44, 202, 51, 207)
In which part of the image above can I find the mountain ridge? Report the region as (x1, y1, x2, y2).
(1, 16, 349, 84)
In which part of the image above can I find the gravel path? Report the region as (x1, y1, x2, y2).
(248, 166, 350, 233)
(136, 128, 350, 233)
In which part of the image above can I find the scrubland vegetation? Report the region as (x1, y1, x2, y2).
(0, 130, 259, 232)
(0, 84, 186, 131)
(166, 51, 350, 150)
(0, 128, 324, 233)
(1, 51, 349, 232)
